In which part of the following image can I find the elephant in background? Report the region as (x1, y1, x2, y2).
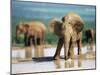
(49, 13, 84, 60)
(16, 21, 46, 47)
(85, 28, 94, 50)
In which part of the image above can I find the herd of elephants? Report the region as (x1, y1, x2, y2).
(16, 12, 94, 60)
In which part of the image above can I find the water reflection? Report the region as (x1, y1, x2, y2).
(78, 59, 82, 67)
(65, 59, 74, 68)
(53, 58, 83, 69)
(12, 46, 96, 74)
(54, 59, 61, 69)
(77, 56, 82, 67)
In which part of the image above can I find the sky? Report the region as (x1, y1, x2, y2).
(11, 0, 96, 22)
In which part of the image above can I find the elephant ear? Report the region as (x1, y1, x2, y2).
(49, 19, 64, 37)
(49, 18, 62, 32)
(72, 20, 84, 32)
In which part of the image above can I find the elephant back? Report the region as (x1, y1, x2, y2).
(26, 21, 46, 32)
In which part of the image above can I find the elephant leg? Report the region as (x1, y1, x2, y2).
(77, 39, 82, 56)
(42, 32, 45, 45)
(53, 37, 64, 60)
(68, 38, 72, 57)
(41, 37, 44, 46)
(90, 37, 94, 51)
(24, 32, 30, 47)
(32, 36, 35, 46)
(68, 37, 74, 59)
(34, 36, 38, 46)
(24, 35, 28, 46)
(38, 32, 44, 46)
(86, 36, 89, 50)
(64, 36, 70, 60)
(27, 36, 32, 46)
(37, 38, 41, 45)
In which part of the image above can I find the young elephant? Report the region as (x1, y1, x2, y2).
(16, 21, 46, 46)
(49, 13, 84, 60)
(85, 28, 94, 50)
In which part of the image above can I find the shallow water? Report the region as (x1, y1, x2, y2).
(11, 46, 96, 74)
(12, 59, 95, 74)
(12, 46, 95, 58)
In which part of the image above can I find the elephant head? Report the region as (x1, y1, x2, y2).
(62, 13, 84, 33)
(16, 23, 29, 41)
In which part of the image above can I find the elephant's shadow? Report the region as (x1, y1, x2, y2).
(32, 56, 63, 62)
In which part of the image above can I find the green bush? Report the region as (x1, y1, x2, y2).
(16, 34, 24, 44)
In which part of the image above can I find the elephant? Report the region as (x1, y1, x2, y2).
(85, 28, 94, 50)
(49, 13, 84, 60)
(16, 21, 46, 46)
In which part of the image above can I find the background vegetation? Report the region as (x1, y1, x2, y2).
(11, 16, 96, 47)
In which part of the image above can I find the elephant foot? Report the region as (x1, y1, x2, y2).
(53, 56, 60, 60)
(65, 56, 71, 60)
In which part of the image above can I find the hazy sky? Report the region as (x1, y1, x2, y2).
(12, 0, 96, 21)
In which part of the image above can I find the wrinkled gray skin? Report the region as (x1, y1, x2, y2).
(49, 13, 84, 60)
